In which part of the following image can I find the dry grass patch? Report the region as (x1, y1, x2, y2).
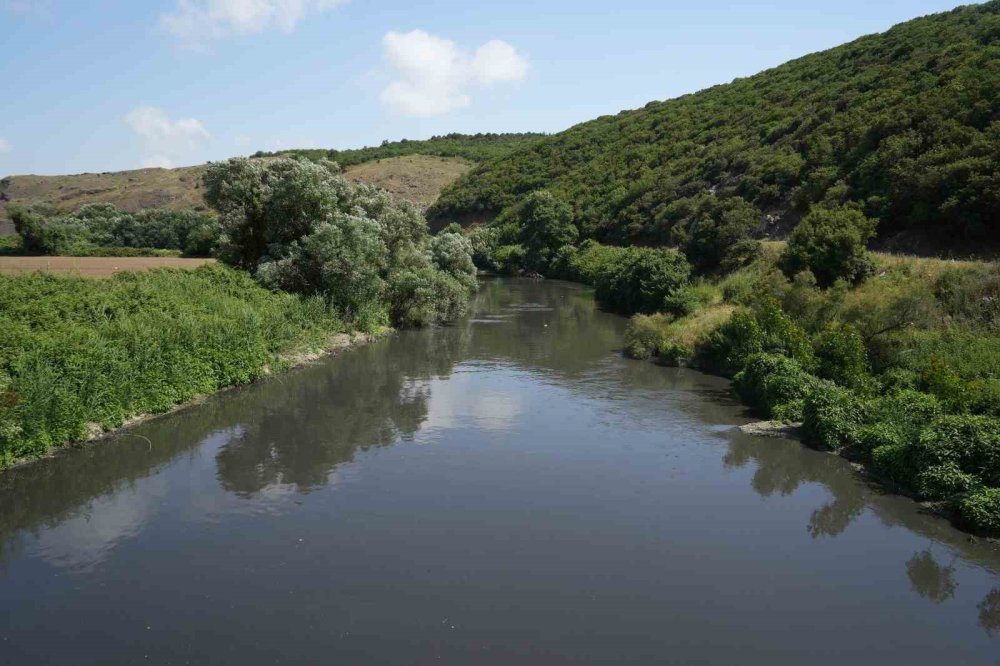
(0, 256, 215, 277)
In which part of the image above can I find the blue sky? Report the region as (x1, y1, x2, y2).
(0, 0, 974, 176)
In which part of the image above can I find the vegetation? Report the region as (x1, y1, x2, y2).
(0, 265, 343, 464)
(610, 245, 1000, 536)
(0, 158, 478, 465)
(433, 2, 1000, 254)
(204, 157, 476, 329)
(9, 203, 219, 256)
(256, 133, 546, 167)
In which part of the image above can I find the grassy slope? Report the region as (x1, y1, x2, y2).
(0, 155, 475, 235)
(432, 2, 1000, 255)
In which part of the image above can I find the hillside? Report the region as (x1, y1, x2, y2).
(259, 132, 546, 166)
(430, 2, 1000, 255)
(0, 155, 474, 235)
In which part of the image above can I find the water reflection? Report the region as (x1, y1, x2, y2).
(980, 589, 1000, 636)
(1, 277, 1000, 655)
(906, 550, 958, 604)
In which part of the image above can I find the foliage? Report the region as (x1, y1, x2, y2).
(507, 190, 578, 272)
(624, 313, 673, 360)
(432, 2, 1000, 252)
(733, 353, 817, 419)
(801, 380, 866, 451)
(669, 195, 761, 273)
(591, 246, 690, 315)
(957, 488, 1000, 536)
(813, 324, 871, 390)
(203, 157, 475, 328)
(0, 265, 342, 464)
(8, 202, 220, 257)
(257, 132, 547, 167)
(698, 298, 812, 376)
(778, 205, 877, 287)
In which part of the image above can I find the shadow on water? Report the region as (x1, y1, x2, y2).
(2, 276, 1000, 648)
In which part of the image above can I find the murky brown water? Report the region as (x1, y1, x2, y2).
(1, 278, 999, 665)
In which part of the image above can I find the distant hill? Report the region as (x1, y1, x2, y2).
(430, 2, 1000, 254)
(0, 132, 544, 235)
(259, 132, 547, 166)
(0, 155, 476, 236)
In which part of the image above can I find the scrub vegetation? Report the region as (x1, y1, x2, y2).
(0, 157, 476, 465)
(440, 2, 1000, 536)
(433, 2, 1000, 255)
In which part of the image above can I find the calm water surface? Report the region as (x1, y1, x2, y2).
(2, 278, 999, 665)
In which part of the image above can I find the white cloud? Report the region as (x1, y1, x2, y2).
(125, 106, 209, 169)
(234, 134, 253, 148)
(0, 138, 10, 154)
(162, 0, 349, 48)
(380, 30, 528, 117)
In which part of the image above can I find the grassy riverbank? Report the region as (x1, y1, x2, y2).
(0, 264, 352, 465)
(618, 244, 1000, 536)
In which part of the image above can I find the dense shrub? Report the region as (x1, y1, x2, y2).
(801, 380, 866, 450)
(592, 246, 690, 315)
(813, 324, 871, 391)
(778, 205, 877, 287)
(956, 488, 1000, 536)
(623, 314, 672, 360)
(504, 190, 578, 273)
(204, 157, 475, 328)
(912, 415, 1000, 488)
(698, 299, 812, 376)
(669, 195, 760, 273)
(431, 232, 478, 292)
(733, 353, 818, 419)
(0, 265, 342, 463)
(9, 203, 219, 256)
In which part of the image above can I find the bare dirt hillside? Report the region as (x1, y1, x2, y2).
(0, 155, 473, 235)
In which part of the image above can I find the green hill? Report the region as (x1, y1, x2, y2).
(257, 132, 547, 167)
(0, 133, 544, 236)
(430, 2, 1000, 254)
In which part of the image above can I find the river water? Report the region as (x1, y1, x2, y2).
(1, 278, 999, 665)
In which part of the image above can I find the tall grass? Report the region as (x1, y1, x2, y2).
(0, 264, 343, 464)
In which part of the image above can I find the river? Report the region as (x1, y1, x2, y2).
(1, 278, 998, 664)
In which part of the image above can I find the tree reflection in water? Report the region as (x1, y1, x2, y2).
(905, 549, 958, 604)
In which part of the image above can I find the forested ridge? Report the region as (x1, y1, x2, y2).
(256, 132, 547, 167)
(432, 2, 1000, 253)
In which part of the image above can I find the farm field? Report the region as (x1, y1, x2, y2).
(0, 256, 215, 277)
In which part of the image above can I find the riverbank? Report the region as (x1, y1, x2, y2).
(0, 264, 380, 467)
(617, 244, 1000, 537)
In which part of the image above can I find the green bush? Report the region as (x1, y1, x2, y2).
(657, 341, 694, 367)
(956, 488, 1000, 536)
(697, 299, 812, 376)
(814, 324, 871, 391)
(592, 246, 691, 315)
(9, 203, 220, 256)
(916, 463, 981, 500)
(493, 244, 526, 274)
(623, 314, 672, 360)
(801, 379, 866, 450)
(205, 158, 475, 328)
(507, 190, 578, 273)
(779, 205, 877, 287)
(733, 353, 817, 419)
(0, 265, 342, 464)
(912, 415, 1000, 487)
